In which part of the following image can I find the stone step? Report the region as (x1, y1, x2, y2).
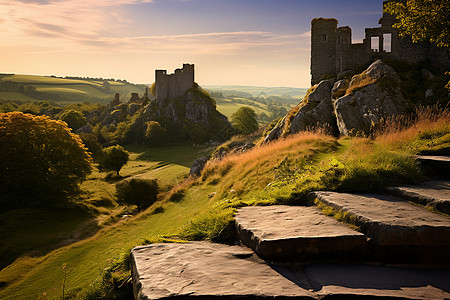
(235, 205, 367, 261)
(415, 155, 450, 178)
(131, 242, 316, 299)
(131, 242, 450, 299)
(310, 191, 450, 265)
(386, 180, 450, 214)
(300, 263, 450, 299)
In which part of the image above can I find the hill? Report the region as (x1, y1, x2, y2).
(204, 85, 308, 99)
(0, 104, 448, 298)
(0, 74, 148, 104)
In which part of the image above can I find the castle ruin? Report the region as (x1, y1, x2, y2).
(155, 64, 195, 103)
(310, 0, 450, 84)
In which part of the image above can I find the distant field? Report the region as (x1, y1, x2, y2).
(0, 74, 147, 104)
(215, 97, 271, 119)
(205, 85, 308, 98)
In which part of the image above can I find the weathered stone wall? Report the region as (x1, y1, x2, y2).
(155, 64, 195, 104)
(310, 0, 450, 84)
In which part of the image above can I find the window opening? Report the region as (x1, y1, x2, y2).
(371, 36, 380, 52)
(383, 33, 392, 52)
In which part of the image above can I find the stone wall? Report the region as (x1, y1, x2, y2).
(155, 64, 195, 104)
(310, 0, 450, 85)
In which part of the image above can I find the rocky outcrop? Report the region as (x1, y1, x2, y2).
(264, 79, 338, 143)
(189, 156, 208, 176)
(264, 60, 410, 141)
(290, 79, 338, 135)
(334, 60, 407, 135)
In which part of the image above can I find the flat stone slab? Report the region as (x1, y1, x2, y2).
(304, 263, 450, 299)
(310, 191, 450, 246)
(415, 155, 450, 177)
(235, 205, 367, 261)
(131, 242, 315, 299)
(387, 180, 450, 214)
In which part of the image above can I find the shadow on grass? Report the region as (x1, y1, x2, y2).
(0, 205, 101, 272)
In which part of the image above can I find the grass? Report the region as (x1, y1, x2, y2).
(0, 74, 147, 104)
(0, 144, 205, 299)
(1, 106, 448, 299)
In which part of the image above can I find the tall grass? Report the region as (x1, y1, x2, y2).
(376, 105, 450, 155)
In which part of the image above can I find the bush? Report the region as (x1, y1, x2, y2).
(115, 178, 159, 210)
(60, 109, 87, 131)
(144, 121, 167, 145)
(98, 145, 129, 176)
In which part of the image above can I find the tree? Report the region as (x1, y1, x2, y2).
(0, 112, 92, 208)
(98, 145, 129, 176)
(231, 106, 259, 134)
(144, 121, 167, 145)
(60, 109, 87, 131)
(115, 178, 159, 210)
(385, 0, 450, 48)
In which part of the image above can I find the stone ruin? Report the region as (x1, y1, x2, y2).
(154, 64, 195, 104)
(310, 0, 450, 84)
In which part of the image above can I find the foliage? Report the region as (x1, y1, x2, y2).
(0, 112, 92, 208)
(78, 132, 102, 155)
(115, 178, 159, 210)
(59, 109, 87, 131)
(98, 145, 129, 175)
(231, 106, 259, 134)
(144, 121, 167, 145)
(385, 0, 450, 48)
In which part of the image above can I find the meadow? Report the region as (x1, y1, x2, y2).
(1, 105, 448, 299)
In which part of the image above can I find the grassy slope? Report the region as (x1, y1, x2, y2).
(215, 97, 271, 119)
(0, 75, 146, 104)
(0, 145, 204, 299)
(0, 107, 448, 299)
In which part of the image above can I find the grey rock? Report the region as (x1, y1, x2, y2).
(189, 156, 208, 176)
(305, 263, 450, 299)
(334, 60, 407, 135)
(235, 205, 367, 261)
(331, 79, 349, 99)
(75, 124, 92, 134)
(386, 180, 450, 214)
(131, 242, 315, 299)
(310, 191, 450, 246)
(290, 80, 338, 135)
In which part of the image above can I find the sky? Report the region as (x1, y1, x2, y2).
(0, 0, 385, 88)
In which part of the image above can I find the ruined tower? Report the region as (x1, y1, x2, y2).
(155, 64, 195, 103)
(310, 0, 450, 85)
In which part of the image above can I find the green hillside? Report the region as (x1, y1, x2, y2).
(0, 74, 148, 104)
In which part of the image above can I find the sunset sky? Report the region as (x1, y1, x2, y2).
(1, 0, 384, 88)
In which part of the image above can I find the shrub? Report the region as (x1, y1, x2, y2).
(98, 145, 129, 175)
(115, 178, 159, 210)
(144, 121, 167, 145)
(59, 109, 87, 131)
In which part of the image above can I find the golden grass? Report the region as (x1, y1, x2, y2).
(345, 71, 376, 95)
(375, 105, 450, 149)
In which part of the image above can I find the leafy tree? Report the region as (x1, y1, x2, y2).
(231, 106, 259, 134)
(60, 109, 87, 131)
(98, 145, 129, 176)
(115, 178, 159, 210)
(385, 0, 450, 48)
(144, 121, 167, 145)
(0, 112, 92, 208)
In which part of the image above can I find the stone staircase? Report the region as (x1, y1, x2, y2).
(131, 156, 450, 299)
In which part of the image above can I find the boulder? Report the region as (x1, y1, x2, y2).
(75, 124, 93, 134)
(264, 79, 338, 142)
(189, 156, 208, 176)
(334, 60, 408, 135)
(290, 79, 338, 135)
